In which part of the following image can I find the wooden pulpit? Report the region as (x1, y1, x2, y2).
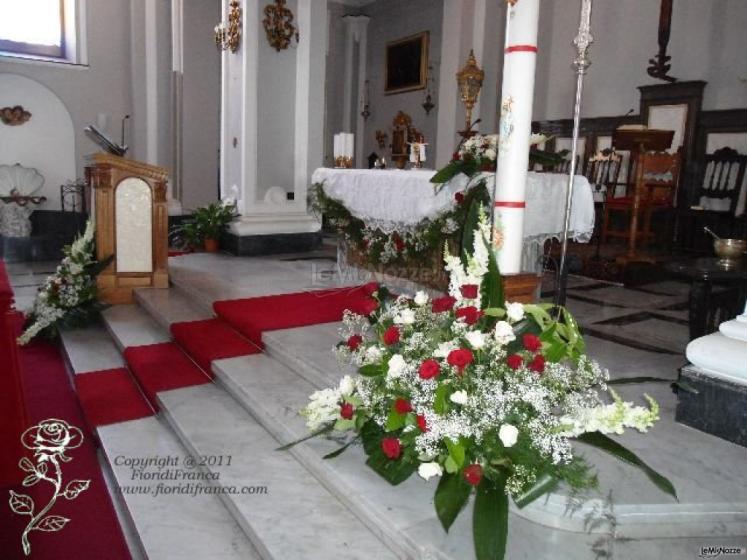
(86, 153, 169, 304)
(612, 128, 674, 261)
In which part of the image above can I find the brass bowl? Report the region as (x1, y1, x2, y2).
(714, 238, 747, 265)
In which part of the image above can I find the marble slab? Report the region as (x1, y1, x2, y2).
(101, 304, 171, 351)
(60, 322, 125, 374)
(97, 417, 259, 559)
(157, 384, 399, 560)
(134, 287, 213, 330)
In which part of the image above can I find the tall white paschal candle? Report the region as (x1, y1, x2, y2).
(493, 0, 540, 274)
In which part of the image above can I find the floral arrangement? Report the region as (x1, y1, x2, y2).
(431, 132, 567, 187)
(18, 220, 109, 345)
(311, 182, 489, 267)
(291, 210, 675, 560)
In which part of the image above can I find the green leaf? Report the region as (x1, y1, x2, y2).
(461, 196, 482, 267)
(276, 423, 334, 451)
(359, 363, 385, 377)
(473, 475, 509, 560)
(576, 432, 678, 500)
(607, 377, 673, 385)
(323, 439, 357, 460)
(365, 451, 417, 486)
(385, 410, 406, 432)
(482, 308, 505, 318)
(544, 340, 567, 363)
(481, 242, 504, 310)
(513, 472, 560, 509)
(445, 438, 465, 469)
(435, 472, 472, 532)
(431, 162, 463, 185)
(360, 420, 384, 456)
(433, 384, 450, 415)
(444, 456, 459, 474)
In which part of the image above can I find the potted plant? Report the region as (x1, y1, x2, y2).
(171, 200, 237, 252)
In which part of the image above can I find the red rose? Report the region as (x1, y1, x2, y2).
(452, 151, 461, 162)
(432, 296, 456, 313)
(381, 438, 401, 460)
(356, 298, 379, 316)
(463, 464, 483, 486)
(361, 239, 369, 250)
(394, 398, 412, 414)
(416, 414, 428, 432)
(347, 334, 363, 351)
(447, 348, 474, 373)
(419, 359, 441, 380)
(529, 354, 546, 374)
(522, 333, 542, 352)
(340, 402, 354, 419)
(362, 282, 379, 296)
(455, 306, 482, 325)
(454, 191, 465, 204)
(506, 354, 523, 370)
(393, 234, 405, 252)
(460, 284, 479, 299)
(383, 326, 400, 345)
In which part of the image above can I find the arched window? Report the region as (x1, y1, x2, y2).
(0, 0, 76, 61)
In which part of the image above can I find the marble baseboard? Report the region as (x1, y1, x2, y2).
(221, 231, 322, 256)
(676, 364, 747, 447)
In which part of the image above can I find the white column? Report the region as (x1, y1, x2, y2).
(493, 0, 540, 274)
(341, 15, 369, 168)
(435, 0, 465, 167)
(354, 17, 370, 168)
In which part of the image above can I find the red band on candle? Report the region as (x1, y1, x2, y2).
(505, 44, 538, 54)
(494, 201, 526, 208)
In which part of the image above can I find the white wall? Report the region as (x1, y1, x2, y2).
(0, 74, 76, 210)
(533, 0, 747, 121)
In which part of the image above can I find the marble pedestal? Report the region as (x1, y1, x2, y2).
(221, 213, 322, 256)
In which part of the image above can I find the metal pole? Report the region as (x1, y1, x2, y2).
(555, 0, 593, 307)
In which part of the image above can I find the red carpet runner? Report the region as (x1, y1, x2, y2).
(170, 318, 260, 372)
(213, 285, 376, 346)
(75, 368, 154, 427)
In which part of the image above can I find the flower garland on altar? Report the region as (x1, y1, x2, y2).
(310, 182, 489, 266)
(18, 220, 110, 345)
(287, 210, 676, 560)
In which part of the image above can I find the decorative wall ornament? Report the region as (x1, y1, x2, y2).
(360, 80, 371, 121)
(647, 0, 677, 82)
(8, 419, 90, 556)
(215, 0, 242, 53)
(456, 50, 484, 137)
(385, 32, 429, 94)
(0, 105, 32, 126)
(262, 0, 299, 52)
(422, 65, 435, 115)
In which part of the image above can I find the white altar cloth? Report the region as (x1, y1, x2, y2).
(311, 167, 595, 245)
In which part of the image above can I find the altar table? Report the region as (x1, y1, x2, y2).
(311, 167, 595, 271)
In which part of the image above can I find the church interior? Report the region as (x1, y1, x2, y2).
(1, 1, 747, 559)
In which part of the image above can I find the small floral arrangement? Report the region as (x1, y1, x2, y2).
(291, 210, 675, 560)
(18, 220, 109, 345)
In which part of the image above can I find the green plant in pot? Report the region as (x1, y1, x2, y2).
(172, 200, 237, 252)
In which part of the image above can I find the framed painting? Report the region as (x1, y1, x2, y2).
(385, 31, 429, 95)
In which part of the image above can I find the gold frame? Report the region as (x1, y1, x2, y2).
(385, 31, 429, 95)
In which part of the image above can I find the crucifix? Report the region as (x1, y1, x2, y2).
(647, 0, 677, 82)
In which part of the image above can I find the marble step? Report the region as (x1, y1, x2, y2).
(134, 287, 213, 330)
(98, 416, 260, 560)
(102, 304, 171, 351)
(230, 326, 747, 540)
(157, 383, 400, 560)
(60, 321, 126, 374)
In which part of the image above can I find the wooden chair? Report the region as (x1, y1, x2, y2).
(601, 150, 682, 246)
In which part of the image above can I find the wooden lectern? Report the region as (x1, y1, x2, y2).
(86, 153, 169, 304)
(612, 128, 674, 261)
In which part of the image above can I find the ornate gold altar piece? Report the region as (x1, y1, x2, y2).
(334, 156, 353, 169)
(263, 0, 299, 52)
(86, 154, 169, 304)
(456, 50, 484, 137)
(215, 0, 242, 53)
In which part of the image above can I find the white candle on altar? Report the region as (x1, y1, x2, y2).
(493, 0, 540, 274)
(420, 145, 426, 161)
(334, 134, 340, 159)
(347, 134, 355, 159)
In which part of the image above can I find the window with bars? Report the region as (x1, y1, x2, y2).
(0, 0, 67, 59)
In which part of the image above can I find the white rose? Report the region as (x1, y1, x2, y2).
(418, 461, 443, 481)
(338, 375, 355, 397)
(387, 354, 407, 378)
(434, 341, 457, 358)
(493, 321, 516, 345)
(505, 302, 525, 323)
(450, 390, 468, 405)
(365, 345, 383, 363)
(465, 330, 486, 350)
(499, 424, 519, 448)
(394, 309, 416, 325)
(484, 148, 497, 160)
(414, 291, 429, 306)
